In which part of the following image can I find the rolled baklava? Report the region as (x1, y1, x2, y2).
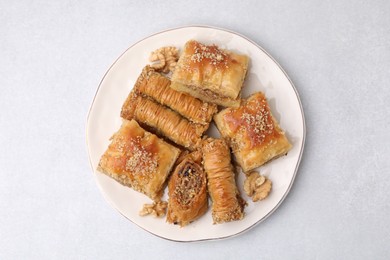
(167, 150, 208, 226)
(121, 92, 207, 150)
(134, 66, 217, 125)
(202, 138, 245, 224)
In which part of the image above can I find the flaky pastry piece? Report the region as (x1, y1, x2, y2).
(121, 92, 207, 150)
(97, 119, 180, 200)
(133, 66, 217, 125)
(214, 92, 292, 172)
(202, 138, 245, 224)
(171, 40, 249, 107)
(167, 150, 208, 226)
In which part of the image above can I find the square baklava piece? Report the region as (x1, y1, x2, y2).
(170, 40, 249, 107)
(214, 92, 292, 172)
(97, 119, 181, 200)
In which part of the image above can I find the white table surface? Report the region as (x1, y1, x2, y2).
(1, 0, 389, 259)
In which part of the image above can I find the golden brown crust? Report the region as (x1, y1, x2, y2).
(214, 92, 292, 172)
(202, 138, 245, 224)
(171, 40, 249, 107)
(97, 119, 180, 200)
(121, 92, 207, 150)
(167, 151, 208, 226)
(133, 66, 217, 124)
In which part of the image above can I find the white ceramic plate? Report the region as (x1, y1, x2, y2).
(86, 26, 305, 242)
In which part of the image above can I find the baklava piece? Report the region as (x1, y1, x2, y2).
(133, 66, 217, 125)
(214, 92, 292, 172)
(121, 92, 207, 150)
(171, 40, 249, 107)
(97, 119, 180, 200)
(202, 138, 245, 224)
(167, 150, 208, 226)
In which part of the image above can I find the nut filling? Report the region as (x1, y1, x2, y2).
(174, 162, 203, 205)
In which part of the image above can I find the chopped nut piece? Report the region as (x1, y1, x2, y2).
(149, 46, 179, 73)
(139, 201, 168, 217)
(243, 171, 272, 202)
(149, 53, 166, 70)
(252, 179, 272, 202)
(255, 175, 265, 187)
(243, 171, 257, 196)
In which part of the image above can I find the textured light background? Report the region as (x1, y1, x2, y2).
(1, 0, 389, 259)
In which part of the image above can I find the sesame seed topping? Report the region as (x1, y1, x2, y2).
(224, 94, 276, 147)
(189, 42, 228, 66)
(125, 136, 158, 177)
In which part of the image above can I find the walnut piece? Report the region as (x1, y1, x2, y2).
(149, 46, 179, 73)
(243, 171, 272, 202)
(139, 201, 168, 217)
(252, 179, 272, 202)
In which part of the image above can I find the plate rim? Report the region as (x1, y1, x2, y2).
(85, 24, 306, 243)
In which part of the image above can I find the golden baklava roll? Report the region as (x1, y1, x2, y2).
(121, 92, 206, 150)
(167, 150, 208, 226)
(202, 138, 245, 224)
(134, 66, 217, 125)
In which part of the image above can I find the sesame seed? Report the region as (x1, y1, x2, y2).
(189, 42, 228, 67)
(125, 136, 158, 177)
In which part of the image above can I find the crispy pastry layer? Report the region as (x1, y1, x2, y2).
(202, 138, 244, 224)
(121, 92, 207, 150)
(134, 66, 217, 124)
